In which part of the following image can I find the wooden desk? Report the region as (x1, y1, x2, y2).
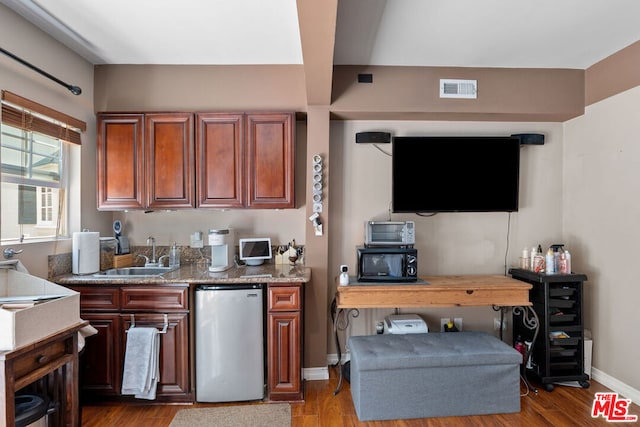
(332, 275, 535, 394)
(1, 321, 87, 427)
(336, 275, 532, 309)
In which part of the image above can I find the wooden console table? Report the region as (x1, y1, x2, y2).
(336, 275, 532, 308)
(332, 275, 536, 393)
(1, 321, 87, 426)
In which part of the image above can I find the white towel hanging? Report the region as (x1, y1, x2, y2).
(121, 327, 160, 400)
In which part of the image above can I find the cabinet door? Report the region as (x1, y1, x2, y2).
(145, 113, 194, 209)
(246, 113, 295, 208)
(97, 114, 145, 210)
(267, 312, 302, 401)
(79, 313, 121, 397)
(120, 313, 191, 401)
(195, 113, 244, 208)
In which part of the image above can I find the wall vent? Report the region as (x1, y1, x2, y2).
(439, 79, 477, 99)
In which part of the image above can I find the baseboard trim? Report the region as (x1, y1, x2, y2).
(591, 367, 640, 405)
(304, 367, 329, 381)
(302, 354, 350, 381)
(326, 352, 349, 366)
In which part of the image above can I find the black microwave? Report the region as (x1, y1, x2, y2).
(357, 246, 418, 282)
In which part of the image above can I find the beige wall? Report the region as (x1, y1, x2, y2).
(586, 41, 640, 106)
(94, 64, 308, 112)
(0, 4, 111, 277)
(331, 65, 585, 121)
(564, 86, 640, 394)
(328, 120, 564, 342)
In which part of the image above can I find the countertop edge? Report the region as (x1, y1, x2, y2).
(52, 265, 311, 286)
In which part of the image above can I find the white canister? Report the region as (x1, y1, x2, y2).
(73, 231, 100, 274)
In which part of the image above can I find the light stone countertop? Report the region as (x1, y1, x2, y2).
(53, 262, 311, 286)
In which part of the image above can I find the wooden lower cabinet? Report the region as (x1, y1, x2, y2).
(120, 312, 190, 399)
(267, 284, 304, 401)
(71, 282, 304, 403)
(79, 312, 121, 397)
(72, 285, 192, 403)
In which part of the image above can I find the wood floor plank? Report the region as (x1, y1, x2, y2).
(80, 371, 640, 426)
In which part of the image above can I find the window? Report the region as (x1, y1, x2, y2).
(40, 187, 54, 224)
(1, 91, 84, 243)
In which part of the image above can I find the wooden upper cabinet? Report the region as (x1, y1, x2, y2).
(195, 113, 244, 208)
(98, 111, 294, 210)
(246, 113, 295, 209)
(146, 113, 195, 209)
(97, 114, 145, 210)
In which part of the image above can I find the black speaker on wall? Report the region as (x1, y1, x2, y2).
(511, 133, 545, 145)
(356, 132, 391, 144)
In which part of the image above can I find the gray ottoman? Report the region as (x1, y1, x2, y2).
(348, 332, 521, 421)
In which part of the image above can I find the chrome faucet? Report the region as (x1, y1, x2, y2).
(138, 236, 158, 267)
(3, 248, 23, 259)
(146, 236, 157, 266)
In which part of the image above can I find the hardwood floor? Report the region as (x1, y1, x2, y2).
(80, 367, 639, 426)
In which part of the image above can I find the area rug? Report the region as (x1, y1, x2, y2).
(169, 403, 291, 427)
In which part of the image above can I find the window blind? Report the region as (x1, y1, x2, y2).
(1, 90, 86, 145)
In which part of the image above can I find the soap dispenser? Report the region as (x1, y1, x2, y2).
(169, 242, 180, 268)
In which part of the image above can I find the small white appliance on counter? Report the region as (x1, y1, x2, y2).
(365, 220, 415, 247)
(208, 228, 233, 272)
(239, 237, 272, 266)
(72, 231, 100, 275)
(383, 314, 428, 334)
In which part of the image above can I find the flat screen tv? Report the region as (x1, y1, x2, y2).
(392, 136, 520, 213)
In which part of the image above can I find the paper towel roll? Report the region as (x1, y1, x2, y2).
(73, 231, 100, 274)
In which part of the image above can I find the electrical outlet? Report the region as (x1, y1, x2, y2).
(440, 318, 450, 332)
(494, 318, 507, 331)
(454, 317, 463, 332)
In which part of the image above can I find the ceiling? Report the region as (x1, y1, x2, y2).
(3, 0, 640, 69)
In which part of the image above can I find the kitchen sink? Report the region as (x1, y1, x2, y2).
(94, 266, 178, 277)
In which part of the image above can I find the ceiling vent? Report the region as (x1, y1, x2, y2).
(439, 79, 477, 99)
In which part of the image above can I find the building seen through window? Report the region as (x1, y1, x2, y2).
(1, 121, 67, 242)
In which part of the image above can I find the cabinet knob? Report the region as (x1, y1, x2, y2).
(36, 354, 48, 364)
(466, 290, 474, 295)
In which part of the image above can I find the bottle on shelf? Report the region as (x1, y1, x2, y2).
(534, 245, 545, 273)
(559, 251, 568, 274)
(530, 246, 537, 271)
(551, 244, 565, 273)
(521, 247, 530, 270)
(545, 248, 555, 274)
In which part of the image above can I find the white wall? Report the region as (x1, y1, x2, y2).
(328, 120, 564, 338)
(564, 86, 640, 394)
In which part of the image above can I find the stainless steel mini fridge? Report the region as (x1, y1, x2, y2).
(195, 284, 265, 402)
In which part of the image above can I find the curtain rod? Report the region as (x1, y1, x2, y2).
(0, 46, 82, 96)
